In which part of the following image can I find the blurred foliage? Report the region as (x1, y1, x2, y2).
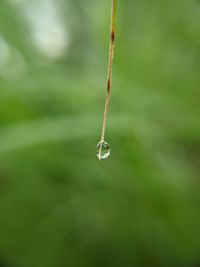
(0, 0, 200, 267)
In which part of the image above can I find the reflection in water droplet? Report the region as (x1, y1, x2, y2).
(96, 141, 110, 160)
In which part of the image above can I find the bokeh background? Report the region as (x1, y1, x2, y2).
(0, 0, 200, 266)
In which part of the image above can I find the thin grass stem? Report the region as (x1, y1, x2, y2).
(97, 0, 117, 160)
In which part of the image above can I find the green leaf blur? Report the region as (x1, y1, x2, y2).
(0, 0, 200, 267)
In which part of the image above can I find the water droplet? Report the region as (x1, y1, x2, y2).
(96, 141, 110, 160)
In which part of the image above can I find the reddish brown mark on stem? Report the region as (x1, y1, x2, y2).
(111, 30, 115, 43)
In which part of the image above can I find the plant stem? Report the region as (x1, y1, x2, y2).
(100, 0, 117, 143)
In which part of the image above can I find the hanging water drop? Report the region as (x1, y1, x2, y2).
(96, 141, 110, 160)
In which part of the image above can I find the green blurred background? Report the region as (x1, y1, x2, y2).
(0, 0, 200, 266)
